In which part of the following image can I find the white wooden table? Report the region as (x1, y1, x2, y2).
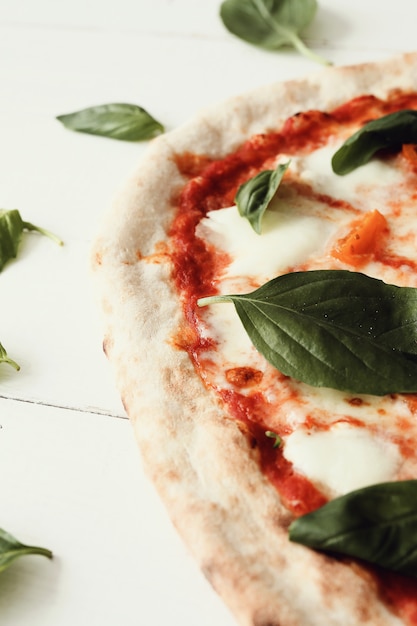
(0, 1, 414, 623)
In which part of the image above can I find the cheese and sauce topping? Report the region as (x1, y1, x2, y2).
(193, 143, 417, 500)
(170, 91, 417, 622)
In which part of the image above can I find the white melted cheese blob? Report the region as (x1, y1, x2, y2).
(283, 423, 401, 498)
(198, 205, 332, 279)
(294, 143, 404, 207)
(204, 302, 256, 366)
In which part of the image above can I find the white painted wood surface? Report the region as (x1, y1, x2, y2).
(0, 1, 414, 623)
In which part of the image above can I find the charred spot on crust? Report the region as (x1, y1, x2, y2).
(347, 396, 365, 407)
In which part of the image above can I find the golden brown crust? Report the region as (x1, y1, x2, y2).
(91, 53, 417, 625)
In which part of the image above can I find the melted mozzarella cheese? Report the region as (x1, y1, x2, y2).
(283, 423, 401, 498)
(203, 302, 256, 366)
(293, 143, 404, 208)
(198, 205, 333, 280)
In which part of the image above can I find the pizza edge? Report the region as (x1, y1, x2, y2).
(91, 53, 417, 626)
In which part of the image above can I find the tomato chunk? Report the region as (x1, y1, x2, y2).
(331, 209, 388, 266)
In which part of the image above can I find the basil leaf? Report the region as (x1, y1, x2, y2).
(0, 209, 23, 266)
(0, 209, 63, 272)
(235, 161, 290, 234)
(289, 480, 417, 578)
(332, 109, 417, 175)
(0, 528, 52, 573)
(265, 430, 281, 448)
(220, 0, 330, 65)
(0, 342, 19, 371)
(56, 103, 164, 141)
(198, 270, 417, 395)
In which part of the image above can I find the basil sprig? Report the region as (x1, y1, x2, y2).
(220, 0, 330, 65)
(0, 209, 63, 272)
(332, 109, 417, 175)
(0, 342, 19, 371)
(198, 269, 417, 396)
(56, 103, 164, 141)
(0, 528, 52, 573)
(235, 161, 290, 234)
(289, 480, 417, 578)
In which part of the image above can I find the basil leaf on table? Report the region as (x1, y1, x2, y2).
(235, 161, 290, 234)
(332, 109, 417, 175)
(198, 270, 417, 395)
(220, 0, 330, 65)
(56, 103, 164, 141)
(289, 480, 417, 578)
(0, 342, 19, 371)
(0, 528, 52, 573)
(0, 209, 63, 272)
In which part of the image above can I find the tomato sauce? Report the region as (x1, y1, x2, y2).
(170, 91, 417, 624)
(219, 388, 327, 516)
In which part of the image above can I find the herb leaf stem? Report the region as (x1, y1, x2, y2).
(22, 221, 64, 246)
(0, 343, 20, 371)
(0, 528, 52, 573)
(284, 29, 330, 65)
(250, 0, 329, 65)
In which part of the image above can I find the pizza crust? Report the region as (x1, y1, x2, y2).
(91, 53, 417, 626)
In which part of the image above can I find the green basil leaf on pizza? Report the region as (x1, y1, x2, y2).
(198, 269, 417, 395)
(332, 109, 417, 175)
(289, 480, 417, 578)
(56, 103, 164, 141)
(219, 0, 330, 65)
(235, 161, 290, 234)
(0, 528, 52, 574)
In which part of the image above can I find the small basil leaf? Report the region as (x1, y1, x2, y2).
(265, 431, 281, 448)
(0, 343, 20, 371)
(289, 480, 417, 578)
(0, 209, 24, 267)
(56, 103, 164, 141)
(0, 209, 63, 272)
(235, 161, 290, 234)
(0, 528, 52, 573)
(332, 109, 417, 175)
(198, 270, 417, 395)
(220, 0, 330, 65)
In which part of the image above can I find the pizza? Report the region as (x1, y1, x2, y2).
(92, 52, 417, 625)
